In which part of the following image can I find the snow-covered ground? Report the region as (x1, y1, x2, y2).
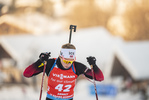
(0, 80, 143, 100)
(0, 85, 45, 100)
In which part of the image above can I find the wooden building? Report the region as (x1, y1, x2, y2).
(105, 41, 149, 94)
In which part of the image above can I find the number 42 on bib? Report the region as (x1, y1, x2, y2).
(55, 84, 71, 92)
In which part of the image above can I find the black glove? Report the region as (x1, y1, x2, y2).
(39, 52, 51, 62)
(86, 56, 96, 65)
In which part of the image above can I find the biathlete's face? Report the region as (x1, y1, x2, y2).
(60, 56, 75, 69)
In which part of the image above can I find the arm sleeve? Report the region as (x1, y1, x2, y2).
(74, 62, 104, 81)
(23, 59, 55, 77)
(23, 59, 43, 77)
(84, 64, 104, 81)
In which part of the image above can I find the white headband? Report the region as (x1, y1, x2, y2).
(60, 48, 76, 59)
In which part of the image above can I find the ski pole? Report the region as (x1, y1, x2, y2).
(39, 61, 47, 100)
(69, 25, 77, 43)
(90, 65, 98, 100)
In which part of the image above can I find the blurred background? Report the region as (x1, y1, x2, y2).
(0, 0, 149, 100)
